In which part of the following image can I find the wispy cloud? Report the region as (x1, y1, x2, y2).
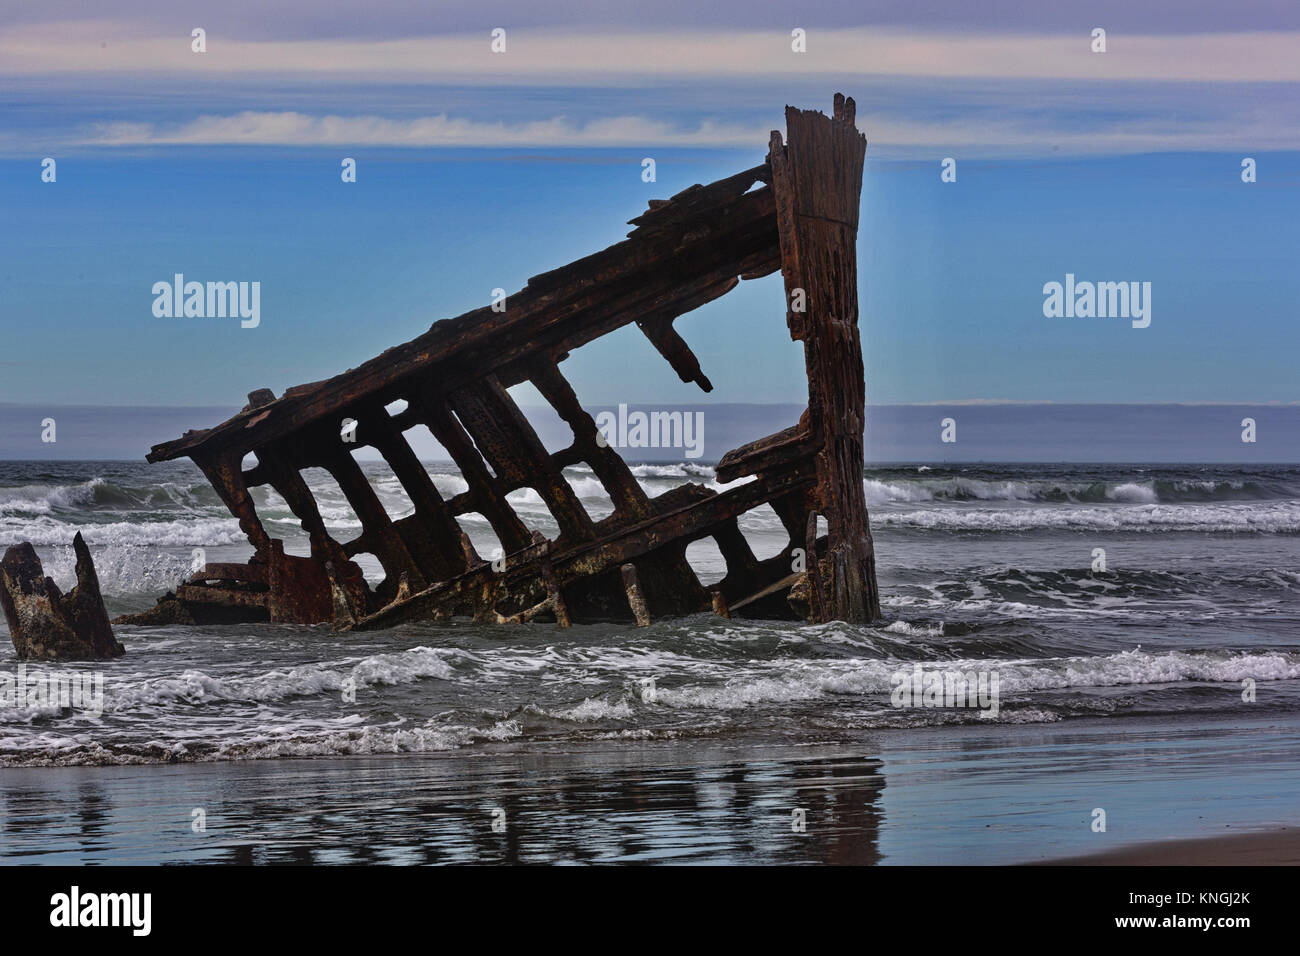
(81, 106, 1300, 154)
(90, 112, 774, 148)
(4, 22, 1300, 83)
(6, 19, 1299, 157)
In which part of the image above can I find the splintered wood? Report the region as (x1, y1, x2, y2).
(134, 95, 882, 630)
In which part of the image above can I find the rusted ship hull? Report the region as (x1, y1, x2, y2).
(129, 95, 882, 630)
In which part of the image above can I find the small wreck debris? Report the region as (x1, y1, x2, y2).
(1, 533, 124, 660)
(132, 95, 882, 630)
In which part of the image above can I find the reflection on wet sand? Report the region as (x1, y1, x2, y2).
(0, 747, 885, 865)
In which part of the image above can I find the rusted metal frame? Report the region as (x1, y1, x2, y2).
(527, 360, 707, 616)
(768, 486, 819, 544)
(528, 179, 775, 292)
(351, 463, 814, 630)
(635, 314, 715, 392)
(414, 394, 534, 557)
(263, 538, 335, 625)
(715, 423, 820, 484)
(712, 519, 761, 577)
(142, 100, 880, 631)
(482, 255, 764, 395)
(805, 511, 827, 622)
(768, 94, 881, 624)
(416, 244, 770, 454)
(188, 563, 269, 585)
(548, 463, 815, 587)
(528, 361, 654, 521)
(176, 583, 268, 609)
(708, 518, 763, 601)
(252, 449, 341, 562)
(242, 445, 366, 623)
(726, 569, 805, 614)
(539, 553, 571, 627)
(352, 407, 469, 581)
(294, 417, 428, 599)
(446, 375, 595, 546)
(193, 449, 272, 559)
(620, 564, 652, 627)
(708, 523, 809, 616)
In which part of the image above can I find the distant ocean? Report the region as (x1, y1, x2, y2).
(1, 407, 1298, 861)
(3, 401, 1298, 462)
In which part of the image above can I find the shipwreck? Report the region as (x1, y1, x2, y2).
(129, 95, 882, 631)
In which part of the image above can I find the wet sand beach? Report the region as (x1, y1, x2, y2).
(3, 712, 1297, 865)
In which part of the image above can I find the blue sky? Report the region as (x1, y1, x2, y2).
(1, 1, 1297, 409)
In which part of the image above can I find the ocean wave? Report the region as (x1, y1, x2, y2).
(862, 475, 1294, 506)
(0, 515, 245, 548)
(0, 478, 106, 516)
(0, 718, 524, 765)
(874, 502, 1300, 533)
(652, 649, 1300, 711)
(0, 477, 230, 517)
(0, 646, 461, 723)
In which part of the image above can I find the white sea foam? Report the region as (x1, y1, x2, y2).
(226, 719, 523, 758)
(1106, 482, 1159, 503)
(44, 544, 193, 595)
(545, 697, 635, 722)
(18, 646, 465, 719)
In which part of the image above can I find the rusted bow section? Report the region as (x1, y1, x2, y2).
(132, 96, 882, 630)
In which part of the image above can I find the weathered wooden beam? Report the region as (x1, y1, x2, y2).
(769, 94, 881, 624)
(356, 409, 469, 580)
(448, 376, 595, 544)
(193, 449, 272, 558)
(317, 444, 428, 596)
(351, 462, 814, 631)
(529, 362, 653, 521)
(625, 163, 770, 236)
(417, 396, 534, 554)
(715, 421, 818, 484)
(257, 450, 344, 563)
(636, 315, 714, 392)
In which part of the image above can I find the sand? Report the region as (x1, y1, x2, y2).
(1039, 827, 1300, 865)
